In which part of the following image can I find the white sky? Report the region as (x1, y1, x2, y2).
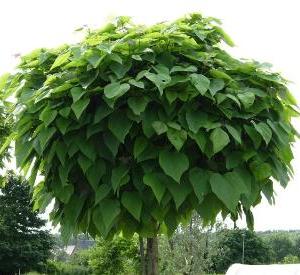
(1, 0, 300, 232)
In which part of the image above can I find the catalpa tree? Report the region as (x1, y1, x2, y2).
(1, 14, 298, 274)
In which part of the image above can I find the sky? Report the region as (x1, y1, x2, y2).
(1, 0, 300, 232)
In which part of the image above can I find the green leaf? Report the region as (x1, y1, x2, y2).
(71, 87, 85, 102)
(225, 124, 241, 144)
(15, 140, 33, 168)
(38, 127, 56, 151)
(210, 128, 230, 154)
(95, 184, 111, 205)
(121, 192, 142, 221)
(250, 161, 272, 181)
(55, 141, 67, 165)
(103, 132, 120, 156)
(244, 125, 262, 149)
(86, 50, 104, 68)
(186, 109, 208, 133)
(128, 96, 149, 115)
(133, 136, 148, 159)
(210, 173, 239, 212)
(108, 112, 132, 143)
(78, 154, 93, 174)
(39, 106, 57, 127)
(104, 82, 130, 99)
(167, 128, 187, 151)
(159, 150, 189, 182)
(143, 173, 167, 203)
(237, 92, 255, 109)
(189, 130, 207, 152)
(253, 122, 272, 145)
(209, 78, 225, 96)
(111, 165, 129, 193)
(77, 139, 97, 161)
(144, 72, 167, 95)
(59, 107, 71, 118)
(189, 168, 210, 202)
(86, 160, 106, 190)
(50, 51, 71, 70)
(190, 74, 210, 95)
(56, 117, 71, 134)
(128, 79, 144, 89)
(94, 104, 112, 123)
(52, 183, 74, 204)
(165, 179, 192, 209)
(97, 199, 120, 230)
(71, 97, 90, 119)
(152, 121, 168, 135)
(110, 62, 131, 79)
(170, 65, 197, 73)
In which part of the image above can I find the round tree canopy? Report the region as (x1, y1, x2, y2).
(1, 14, 298, 240)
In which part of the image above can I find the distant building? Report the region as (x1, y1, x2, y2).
(64, 239, 95, 256)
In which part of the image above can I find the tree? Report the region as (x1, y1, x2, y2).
(159, 213, 211, 274)
(266, 234, 294, 263)
(210, 229, 271, 273)
(88, 236, 140, 275)
(1, 13, 297, 275)
(0, 173, 54, 275)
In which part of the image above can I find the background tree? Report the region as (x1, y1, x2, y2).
(1, 13, 298, 274)
(210, 229, 271, 273)
(266, 233, 294, 263)
(88, 236, 140, 275)
(159, 213, 210, 274)
(0, 173, 54, 275)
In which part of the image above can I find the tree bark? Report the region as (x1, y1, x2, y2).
(139, 236, 146, 275)
(146, 237, 159, 275)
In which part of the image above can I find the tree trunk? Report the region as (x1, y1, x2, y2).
(146, 237, 159, 275)
(139, 236, 146, 275)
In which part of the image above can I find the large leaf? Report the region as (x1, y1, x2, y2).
(190, 73, 210, 95)
(71, 97, 90, 119)
(39, 106, 57, 127)
(189, 168, 210, 202)
(108, 112, 133, 143)
(210, 127, 230, 154)
(159, 150, 189, 182)
(128, 96, 149, 115)
(95, 199, 120, 230)
(165, 179, 192, 209)
(186, 109, 208, 133)
(50, 51, 71, 70)
(166, 128, 187, 151)
(143, 172, 166, 203)
(121, 192, 142, 221)
(210, 173, 239, 212)
(253, 122, 272, 145)
(111, 165, 129, 193)
(104, 82, 130, 99)
(237, 92, 255, 109)
(209, 78, 225, 96)
(71, 87, 85, 102)
(225, 124, 241, 144)
(86, 160, 106, 190)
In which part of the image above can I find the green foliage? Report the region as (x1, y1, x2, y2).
(88, 236, 140, 275)
(0, 173, 54, 274)
(210, 229, 271, 273)
(46, 259, 89, 275)
(281, 255, 300, 264)
(0, 81, 12, 168)
(1, 13, 298, 240)
(265, 233, 294, 263)
(159, 214, 211, 275)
